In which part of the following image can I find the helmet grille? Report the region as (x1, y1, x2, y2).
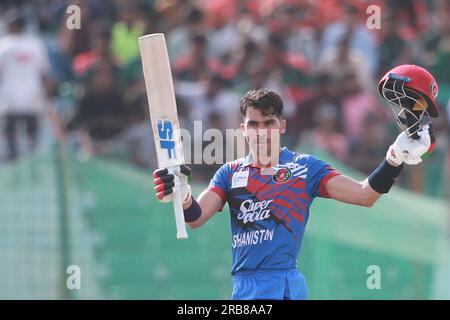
(380, 77, 431, 139)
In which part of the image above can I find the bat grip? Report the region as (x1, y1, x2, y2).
(173, 191, 188, 239)
(169, 166, 188, 240)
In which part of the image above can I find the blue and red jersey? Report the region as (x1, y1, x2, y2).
(207, 147, 340, 275)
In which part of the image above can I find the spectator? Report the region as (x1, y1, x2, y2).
(233, 6, 266, 45)
(319, 32, 372, 93)
(168, 6, 207, 62)
(302, 104, 349, 162)
(385, 0, 429, 38)
(174, 34, 222, 82)
(0, 10, 52, 161)
(261, 33, 313, 118)
(269, 4, 318, 64)
(111, 2, 144, 65)
(423, 4, 450, 65)
(340, 72, 388, 143)
(57, 0, 93, 59)
(320, 3, 378, 76)
(423, 4, 450, 100)
(348, 113, 390, 175)
(376, 12, 412, 78)
(67, 62, 128, 156)
(291, 73, 342, 143)
(116, 93, 157, 168)
(229, 39, 262, 93)
(175, 73, 240, 130)
(72, 21, 117, 78)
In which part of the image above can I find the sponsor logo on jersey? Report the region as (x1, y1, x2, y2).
(237, 199, 272, 224)
(272, 167, 292, 183)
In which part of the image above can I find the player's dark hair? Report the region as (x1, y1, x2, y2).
(240, 89, 284, 118)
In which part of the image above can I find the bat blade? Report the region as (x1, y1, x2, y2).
(138, 33, 188, 240)
(138, 33, 185, 168)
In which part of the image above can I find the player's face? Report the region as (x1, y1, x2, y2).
(241, 107, 286, 165)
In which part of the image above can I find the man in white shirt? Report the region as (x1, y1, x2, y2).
(0, 10, 51, 161)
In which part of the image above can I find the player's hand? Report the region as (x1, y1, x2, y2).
(386, 125, 434, 166)
(153, 165, 192, 204)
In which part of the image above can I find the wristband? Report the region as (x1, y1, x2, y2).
(368, 159, 403, 194)
(183, 197, 201, 222)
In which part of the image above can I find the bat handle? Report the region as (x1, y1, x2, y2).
(173, 191, 188, 239)
(170, 166, 188, 240)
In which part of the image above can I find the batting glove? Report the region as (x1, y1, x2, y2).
(153, 165, 192, 204)
(386, 125, 434, 166)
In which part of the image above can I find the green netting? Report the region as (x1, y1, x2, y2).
(0, 145, 103, 299)
(0, 148, 62, 299)
(72, 156, 231, 299)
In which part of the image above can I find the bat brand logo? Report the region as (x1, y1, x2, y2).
(157, 120, 176, 159)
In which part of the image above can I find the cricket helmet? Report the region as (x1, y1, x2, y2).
(378, 64, 439, 138)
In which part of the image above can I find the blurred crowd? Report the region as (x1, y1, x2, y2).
(0, 0, 449, 196)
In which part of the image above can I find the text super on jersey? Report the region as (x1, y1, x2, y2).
(207, 147, 340, 275)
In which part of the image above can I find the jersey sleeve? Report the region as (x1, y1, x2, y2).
(307, 156, 340, 198)
(206, 163, 232, 205)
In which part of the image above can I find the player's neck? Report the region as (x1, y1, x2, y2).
(252, 148, 282, 168)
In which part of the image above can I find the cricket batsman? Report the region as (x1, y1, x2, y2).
(152, 65, 439, 300)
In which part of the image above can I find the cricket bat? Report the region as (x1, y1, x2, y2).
(138, 33, 188, 240)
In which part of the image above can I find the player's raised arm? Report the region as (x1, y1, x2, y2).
(326, 64, 440, 207)
(325, 125, 434, 207)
